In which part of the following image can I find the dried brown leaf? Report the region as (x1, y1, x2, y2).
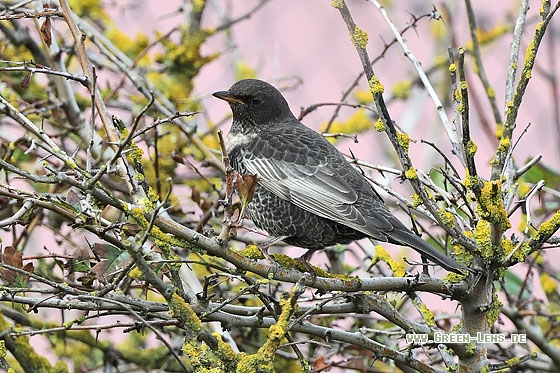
(40, 17, 52, 47)
(171, 150, 187, 164)
(0, 246, 34, 285)
(201, 197, 213, 212)
(91, 243, 112, 259)
(90, 260, 111, 283)
(235, 173, 258, 218)
(20, 73, 32, 89)
(72, 246, 93, 262)
(122, 223, 142, 237)
(313, 356, 330, 371)
(192, 186, 201, 205)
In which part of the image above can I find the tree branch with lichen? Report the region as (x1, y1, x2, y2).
(492, 0, 560, 180)
(335, 0, 476, 254)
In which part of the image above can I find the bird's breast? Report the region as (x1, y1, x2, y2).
(224, 132, 258, 153)
(225, 132, 258, 175)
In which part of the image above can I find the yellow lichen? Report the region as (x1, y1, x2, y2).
(419, 303, 435, 327)
(169, 293, 203, 334)
(331, 0, 344, 9)
(404, 167, 417, 180)
(487, 293, 503, 328)
(411, 193, 422, 208)
(477, 180, 512, 233)
(354, 89, 373, 104)
(126, 207, 190, 256)
(237, 288, 302, 372)
(396, 132, 410, 152)
(540, 272, 558, 296)
(497, 137, 511, 154)
(210, 332, 240, 371)
(65, 158, 77, 169)
(235, 61, 257, 80)
(137, 197, 155, 214)
(448, 63, 457, 73)
(443, 270, 468, 283)
(474, 219, 493, 262)
(372, 245, 405, 277)
(192, 0, 205, 13)
(454, 88, 462, 102)
(463, 341, 476, 357)
(506, 357, 521, 367)
(500, 238, 528, 264)
(424, 187, 435, 201)
(451, 237, 474, 265)
(129, 266, 143, 279)
(524, 39, 536, 66)
(182, 340, 228, 371)
(466, 139, 478, 157)
(373, 118, 386, 132)
(473, 61, 480, 74)
(150, 24, 217, 103)
(147, 187, 160, 203)
(182, 342, 201, 366)
(325, 109, 372, 135)
(239, 245, 265, 260)
(127, 141, 144, 162)
(476, 24, 511, 46)
(411, 188, 434, 208)
(391, 80, 412, 100)
(106, 27, 149, 60)
(534, 210, 560, 243)
(9, 319, 69, 372)
(517, 212, 528, 233)
(271, 253, 356, 281)
(69, 0, 108, 20)
(351, 27, 369, 49)
(463, 170, 481, 190)
(438, 208, 455, 228)
(368, 75, 384, 95)
(494, 122, 504, 138)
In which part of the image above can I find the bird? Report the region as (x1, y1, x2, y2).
(213, 79, 465, 275)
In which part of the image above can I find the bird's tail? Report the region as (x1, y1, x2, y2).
(387, 226, 467, 274)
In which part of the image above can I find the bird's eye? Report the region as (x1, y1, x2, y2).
(250, 97, 262, 106)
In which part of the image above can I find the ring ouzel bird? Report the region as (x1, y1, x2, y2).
(213, 79, 464, 274)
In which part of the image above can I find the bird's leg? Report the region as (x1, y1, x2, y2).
(257, 235, 288, 275)
(296, 249, 318, 283)
(421, 257, 430, 276)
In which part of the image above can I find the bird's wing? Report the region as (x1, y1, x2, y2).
(243, 150, 391, 240)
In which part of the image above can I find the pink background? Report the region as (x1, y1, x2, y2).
(2, 0, 559, 370)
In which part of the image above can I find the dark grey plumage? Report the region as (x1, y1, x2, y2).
(213, 79, 464, 274)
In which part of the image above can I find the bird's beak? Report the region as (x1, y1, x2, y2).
(212, 90, 246, 105)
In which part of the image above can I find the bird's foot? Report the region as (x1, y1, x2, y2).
(257, 235, 288, 279)
(296, 249, 318, 284)
(296, 257, 317, 284)
(254, 245, 277, 279)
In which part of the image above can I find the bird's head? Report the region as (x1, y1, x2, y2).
(213, 79, 294, 130)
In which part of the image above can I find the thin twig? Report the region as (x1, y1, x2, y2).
(464, 0, 503, 125)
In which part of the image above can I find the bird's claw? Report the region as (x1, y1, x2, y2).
(296, 255, 318, 285)
(258, 243, 280, 279)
